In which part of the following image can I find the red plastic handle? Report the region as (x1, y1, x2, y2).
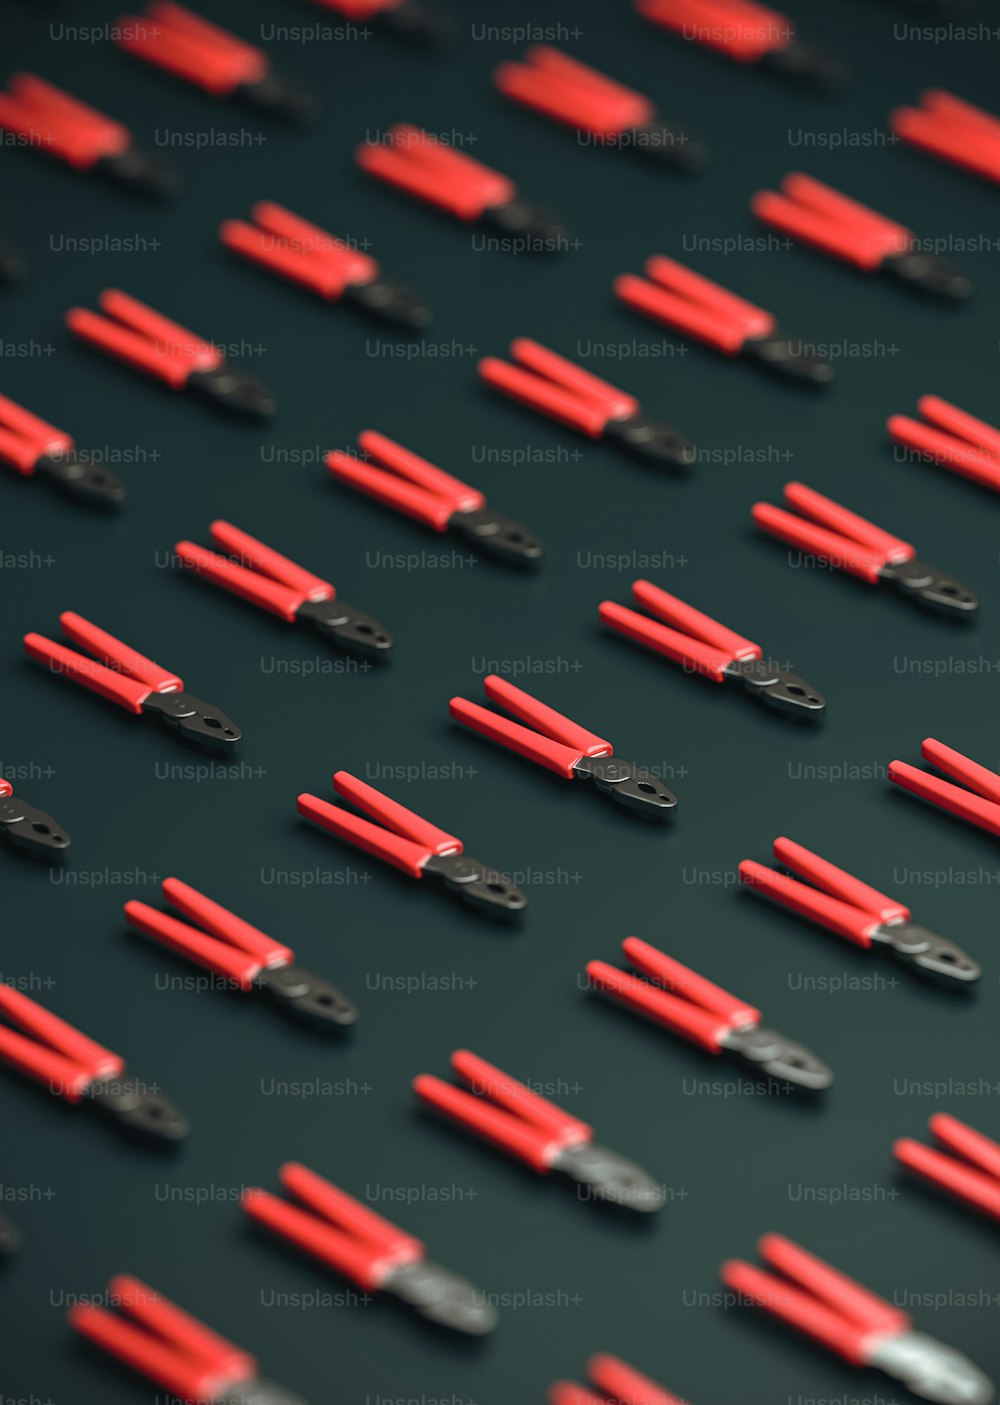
(221, 201, 378, 299)
(739, 861, 877, 947)
(0, 392, 73, 474)
(69, 1275, 256, 1401)
(751, 504, 888, 584)
(450, 698, 584, 779)
(632, 580, 760, 658)
(752, 178, 910, 271)
(24, 633, 151, 713)
(494, 47, 653, 138)
(208, 520, 334, 601)
(125, 901, 264, 987)
(175, 541, 305, 622)
(116, 3, 267, 96)
(163, 877, 293, 966)
(625, 936, 758, 1025)
(356, 125, 516, 221)
(60, 612, 181, 691)
(513, 338, 639, 418)
(0, 74, 129, 169)
(298, 794, 433, 877)
(635, 0, 793, 62)
(358, 431, 481, 512)
(599, 602, 734, 681)
(783, 482, 912, 559)
(721, 1260, 872, 1365)
(282, 1162, 423, 1259)
(615, 273, 749, 355)
(759, 1234, 909, 1335)
(0, 780, 10, 798)
(327, 432, 482, 531)
(888, 396, 1000, 491)
(67, 308, 192, 389)
(414, 1057, 590, 1173)
(484, 675, 610, 755)
(588, 1354, 692, 1405)
(0, 985, 123, 1100)
(242, 1187, 414, 1291)
(889, 741, 1000, 839)
(333, 771, 459, 851)
(895, 1117, 1000, 1221)
(772, 838, 908, 925)
(890, 91, 1000, 186)
(479, 357, 611, 438)
(587, 961, 728, 1053)
(616, 256, 775, 352)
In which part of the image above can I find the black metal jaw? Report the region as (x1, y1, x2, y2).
(256, 965, 359, 1029)
(0, 240, 27, 285)
(872, 921, 980, 985)
(87, 1076, 190, 1142)
(553, 1141, 664, 1213)
(141, 691, 242, 750)
(236, 72, 319, 125)
(384, 1259, 498, 1335)
(422, 851, 527, 916)
(376, 0, 458, 48)
(880, 559, 978, 616)
(0, 1212, 20, 1255)
(604, 412, 697, 470)
(35, 452, 126, 509)
(96, 148, 181, 199)
(450, 507, 543, 565)
(632, 120, 711, 173)
(721, 1024, 834, 1090)
(342, 277, 433, 330)
(481, 200, 569, 250)
(296, 596, 394, 658)
(217, 1379, 311, 1405)
(572, 756, 678, 818)
(870, 1330, 995, 1405)
(762, 38, 851, 93)
(742, 331, 834, 387)
(187, 367, 277, 420)
(0, 792, 71, 859)
(725, 658, 826, 719)
(883, 251, 972, 301)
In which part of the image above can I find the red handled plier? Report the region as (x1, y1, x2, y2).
(114, 2, 317, 123)
(722, 1234, 994, 1405)
(739, 836, 980, 985)
(635, 0, 848, 92)
(243, 1162, 496, 1334)
(0, 73, 178, 197)
(493, 47, 709, 172)
(307, 0, 456, 48)
(24, 612, 242, 751)
(888, 396, 1000, 495)
(889, 738, 1000, 841)
(551, 1354, 691, 1405)
(894, 1115, 1000, 1224)
(479, 338, 695, 470)
(70, 1275, 307, 1405)
(752, 173, 971, 300)
(0, 775, 70, 861)
(600, 579, 825, 718)
(0, 390, 125, 507)
(752, 482, 977, 617)
(449, 674, 678, 817)
(891, 90, 1000, 188)
(174, 520, 393, 659)
(326, 430, 541, 565)
(125, 878, 358, 1030)
(298, 772, 527, 915)
(614, 255, 833, 386)
(0, 985, 188, 1142)
(219, 201, 431, 330)
(587, 936, 832, 1090)
(414, 1049, 664, 1212)
(67, 289, 276, 419)
(356, 123, 567, 246)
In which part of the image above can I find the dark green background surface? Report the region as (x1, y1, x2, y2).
(1, 1, 998, 1401)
